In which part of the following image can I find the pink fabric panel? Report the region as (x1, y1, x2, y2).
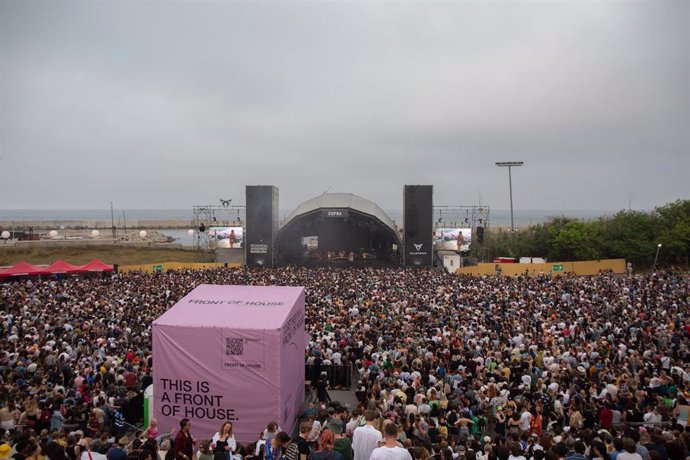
(279, 289, 306, 435)
(153, 284, 305, 444)
(154, 284, 304, 329)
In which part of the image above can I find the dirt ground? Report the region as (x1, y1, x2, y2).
(0, 245, 214, 266)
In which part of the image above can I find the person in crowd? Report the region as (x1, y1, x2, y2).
(294, 421, 313, 460)
(211, 422, 239, 460)
(0, 403, 21, 432)
(197, 441, 213, 460)
(370, 423, 411, 460)
(327, 418, 352, 460)
(19, 438, 42, 460)
(0, 266, 689, 460)
(311, 431, 343, 460)
(617, 439, 643, 460)
(106, 436, 129, 460)
(352, 411, 382, 460)
(79, 438, 107, 460)
(264, 424, 281, 451)
(141, 439, 160, 460)
(173, 419, 194, 460)
(142, 420, 161, 442)
(0, 443, 12, 460)
(274, 432, 297, 460)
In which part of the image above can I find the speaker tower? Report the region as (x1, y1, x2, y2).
(245, 185, 279, 267)
(403, 185, 433, 267)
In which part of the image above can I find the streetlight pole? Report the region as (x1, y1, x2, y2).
(653, 243, 662, 270)
(495, 161, 524, 233)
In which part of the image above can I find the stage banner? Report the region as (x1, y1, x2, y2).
(152, 285, 305, 444)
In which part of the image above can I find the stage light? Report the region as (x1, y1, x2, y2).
(49, 230, 58, 238)
(91, 230, 100, 237)
(139, 230, 147, 238)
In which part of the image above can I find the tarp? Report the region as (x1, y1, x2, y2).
(79, 258, 114, 272)
(152, 284, 306, 444)
(45, 259, 84, 274)
(0, 261, 48, 277)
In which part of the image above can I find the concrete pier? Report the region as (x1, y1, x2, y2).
(0, 220, 195, 230)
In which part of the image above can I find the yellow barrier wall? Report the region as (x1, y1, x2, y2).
(118, 259, 626, 276)
(455, 259, 626, 276)
(119, 262, 240, 273)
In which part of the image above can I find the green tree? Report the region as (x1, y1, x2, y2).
(550, 220, 601, 261)
(654, 200, 690, 266)
(475, 200, 689, 268)
(597, 210, 658, 265)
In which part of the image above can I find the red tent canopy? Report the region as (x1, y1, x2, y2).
(45, 259, 84, 274)
(79, 258, 114, 272)
(0, 261, 49, 277)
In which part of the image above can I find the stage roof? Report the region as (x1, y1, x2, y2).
(282, 193, 399, 235)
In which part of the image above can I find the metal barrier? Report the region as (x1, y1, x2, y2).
(611, 420, 675, 429)
(305, 363, 353, 390)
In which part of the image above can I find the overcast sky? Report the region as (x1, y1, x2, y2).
(1, 0, 688, 212)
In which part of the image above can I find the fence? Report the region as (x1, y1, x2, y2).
(118, 262, 240, 273)
(305, 363, 353, 390)
(455, 259, 626, 276)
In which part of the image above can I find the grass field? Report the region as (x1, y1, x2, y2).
(0, 245, 214, 266)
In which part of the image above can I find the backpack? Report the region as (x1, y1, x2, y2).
(40, 408, 52, 426)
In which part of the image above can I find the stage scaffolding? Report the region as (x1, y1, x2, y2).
(192, 203, 246, 250)
(433, 205, 490, 231)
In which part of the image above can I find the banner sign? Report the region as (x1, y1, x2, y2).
(322, 209, 348, 218)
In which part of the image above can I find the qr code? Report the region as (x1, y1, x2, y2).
(225, 338, 244, 356)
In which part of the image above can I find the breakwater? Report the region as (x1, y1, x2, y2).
(0, 220, 195, 230)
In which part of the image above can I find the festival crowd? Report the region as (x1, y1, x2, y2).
(0, 267, 688, 460)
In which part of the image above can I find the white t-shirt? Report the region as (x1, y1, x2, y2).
(616, 452, 642, 460)
(519, 411, 532, 431)
(369, 445, 412, 460)
(353, 425, 383, 460)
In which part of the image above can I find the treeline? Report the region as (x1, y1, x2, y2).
(479, 199, 690, 267)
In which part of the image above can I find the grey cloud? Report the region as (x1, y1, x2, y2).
(0, 0, 687, 211)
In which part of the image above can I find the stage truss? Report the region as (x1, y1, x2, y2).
(433, 205, 490, 231)
(192, 203, 246, 250)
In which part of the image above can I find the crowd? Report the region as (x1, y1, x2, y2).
(0, 266, 688, 460)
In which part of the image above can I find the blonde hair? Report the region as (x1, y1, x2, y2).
(24, 398, 39, 414)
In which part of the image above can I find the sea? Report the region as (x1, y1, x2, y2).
(0, 208, 618, 247)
